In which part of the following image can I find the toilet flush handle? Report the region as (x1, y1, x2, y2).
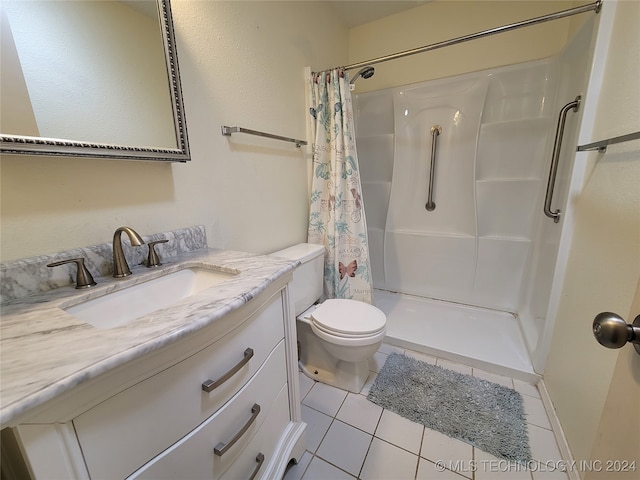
(592, 312, 640, 355)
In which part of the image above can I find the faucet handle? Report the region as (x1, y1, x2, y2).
(147, 240, 169, 268)
(47, 258, 97, 289)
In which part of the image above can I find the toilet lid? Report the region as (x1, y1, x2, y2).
(310, 299, 386, 336)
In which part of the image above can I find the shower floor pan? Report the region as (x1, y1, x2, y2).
(373, 289, 537, 382)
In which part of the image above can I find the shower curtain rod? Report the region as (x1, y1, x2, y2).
(317, 0, 602, 73)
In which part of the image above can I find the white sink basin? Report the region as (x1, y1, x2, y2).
(65, 267, 237, 329)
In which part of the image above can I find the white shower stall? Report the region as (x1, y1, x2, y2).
(354, 16, 599, 379)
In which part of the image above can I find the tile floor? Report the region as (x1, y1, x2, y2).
(283, 343, 569, 480)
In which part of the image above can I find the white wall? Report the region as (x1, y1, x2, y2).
(0, 1, 349, 262)
(0, 7, 39, 137)
(348, 1, 590, 92)
(2, 0, 637, 470)
(348, 0, 599, 367)
(543, 0, 640, 468)
(354, 59, 561, 314)
(348, 1, 639, 467)
(0, 1, 592, 262)
(522, 15, 598, 374)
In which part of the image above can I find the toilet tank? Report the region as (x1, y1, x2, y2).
(271, 243, 325, 316)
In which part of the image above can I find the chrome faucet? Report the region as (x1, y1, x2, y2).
(113, 226, 145, 278)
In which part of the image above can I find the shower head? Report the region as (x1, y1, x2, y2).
(349, 66, 375, 90)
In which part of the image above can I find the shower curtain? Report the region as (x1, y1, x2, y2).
(308, 69, 373, 303)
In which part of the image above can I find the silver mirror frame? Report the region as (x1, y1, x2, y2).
(0, 0, 190, 163)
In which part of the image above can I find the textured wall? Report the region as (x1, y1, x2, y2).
(544, 0, 640, 467)
(348, 1, 589, 92)
(0, 1, 349, 262)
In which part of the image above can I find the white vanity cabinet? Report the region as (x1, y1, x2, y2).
(130, 347, 289, 479)
(8, 280, 305, 480)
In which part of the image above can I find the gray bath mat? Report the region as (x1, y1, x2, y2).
(367, 353, 531, 463)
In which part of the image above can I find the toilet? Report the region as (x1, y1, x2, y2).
(272, 243, 386, 393)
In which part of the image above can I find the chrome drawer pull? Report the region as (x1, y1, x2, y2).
(248, 453, 265, 480)
(214, 404, 261, 456)
(202, 348, 254, 393)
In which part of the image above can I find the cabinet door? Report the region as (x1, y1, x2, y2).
(12, 423, 89, 479)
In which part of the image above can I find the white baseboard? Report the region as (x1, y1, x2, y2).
(537, 379, 582, 480)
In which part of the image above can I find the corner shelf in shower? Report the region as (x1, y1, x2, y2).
(387, 229, 476, 239)
(355, 133, 395, 140)
(479, 116, 554, 128)
(475, 177, 541, 183)
(478, 234, 532, 243)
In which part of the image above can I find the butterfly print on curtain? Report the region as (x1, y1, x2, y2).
(307, 68, 373, 303)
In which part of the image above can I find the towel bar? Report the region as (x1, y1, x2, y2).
(577, 131, 640, 153)
(221, 126, 307, 148)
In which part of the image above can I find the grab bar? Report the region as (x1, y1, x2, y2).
(544, 96, 580, 223)
(425, 125, 442, 211)
(221, 125, 307, 147)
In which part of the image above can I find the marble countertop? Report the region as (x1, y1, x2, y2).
(0, 248, 296, 427)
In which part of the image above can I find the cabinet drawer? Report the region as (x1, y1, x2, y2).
(74, 293, 284, 480)
(129, 342, 288, 479)
(220, 383, 290, 480)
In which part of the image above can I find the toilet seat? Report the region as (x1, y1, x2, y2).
(310, 299, 386, 338)
(312, 323, 383, 338)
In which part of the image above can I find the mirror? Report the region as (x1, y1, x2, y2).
(0, 0, 190, 162)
